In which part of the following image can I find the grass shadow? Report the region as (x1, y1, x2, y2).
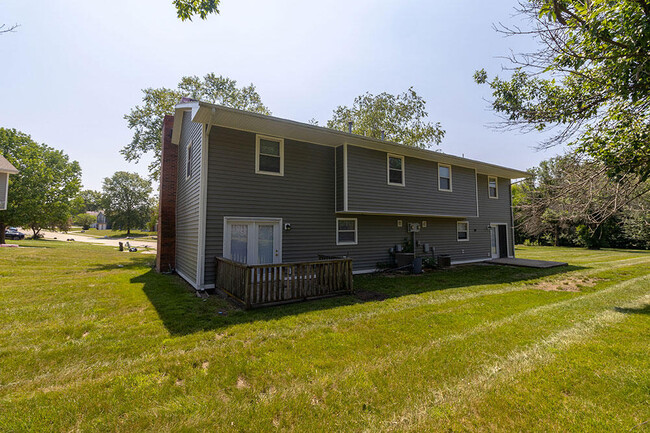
(88, 261, 154, 272)
(614, 304, 650, 315)
(130, 261, 585, 336)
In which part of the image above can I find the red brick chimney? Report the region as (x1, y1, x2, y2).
(156, 115, 177, 272)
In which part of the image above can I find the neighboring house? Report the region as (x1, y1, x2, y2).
(85, 211, 110, 230)
(96, 211, 109, 230)
(156, 100, 529, 290)
(0, 155, 19, 211)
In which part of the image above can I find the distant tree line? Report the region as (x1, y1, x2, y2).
(0, 128, 81, 243)
(514, 154, 650, 249)
(71, 173, 156, 235)
(0, 128, 155, 243)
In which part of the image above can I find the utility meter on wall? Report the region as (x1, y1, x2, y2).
(408, 223, 421, 233)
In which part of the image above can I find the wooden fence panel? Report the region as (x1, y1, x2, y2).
(215, 257, 354, 309)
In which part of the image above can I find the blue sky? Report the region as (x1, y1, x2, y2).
(1, 0, 560, 190)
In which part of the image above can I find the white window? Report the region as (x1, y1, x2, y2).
(186, 141, 193, 179)
(387, 154, 405, 186)
(488, 176, 498, 199)
(256, 135, 284, 176)
(438, 164, 452, 191)
(457, 221, 469, 241)
(336, 218, 357, 245)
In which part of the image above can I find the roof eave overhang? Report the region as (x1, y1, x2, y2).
(178, 101, 531, 179)
(170, 102, 201, 145)
(0, 156, 18, 174)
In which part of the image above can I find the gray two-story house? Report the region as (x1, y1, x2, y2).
(156, 100, 529, 291)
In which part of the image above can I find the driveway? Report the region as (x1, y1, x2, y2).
(39, 230, 157, 250)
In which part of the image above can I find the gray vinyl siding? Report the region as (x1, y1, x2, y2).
(0, 172, 7, 209)
(335, 146, 344, 212)
(204, 126, 337, 284)
(175, 111, 203, 285)
(200, 127, 517, 285)
(339, 176, 513, 268)
(187, 125, 521, 288)
(346, 145, 478, 217)
(474, 174, 514, 256)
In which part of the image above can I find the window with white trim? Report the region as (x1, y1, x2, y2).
(488, 176, 498, 198)
(336, 218, 357, 245)
(186, 141, 193, 179)
(439, 164, 452, 191)
(256, 135, 284, 176)
(457, 221, 469, 241)
(387, 154, 405, 186)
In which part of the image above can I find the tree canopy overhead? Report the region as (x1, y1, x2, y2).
(475, 0, 650, 180)
(123, 74, 270, 180)
(327, 87, 445, 148)
(173, 0, 220, 21)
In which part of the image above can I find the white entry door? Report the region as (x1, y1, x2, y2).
(224, 218, 282, 265)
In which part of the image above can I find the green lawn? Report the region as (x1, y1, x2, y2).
(0, 242, 648, 432)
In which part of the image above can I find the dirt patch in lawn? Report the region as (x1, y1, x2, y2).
(531, 277, 601, 292)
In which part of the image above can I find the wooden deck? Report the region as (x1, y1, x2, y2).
(486, 258, 568, 269)
(215, 257, 354, 309)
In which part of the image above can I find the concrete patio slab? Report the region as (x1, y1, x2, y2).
(486, 258, 568, 269)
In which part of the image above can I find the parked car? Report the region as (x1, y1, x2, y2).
(4, 228, 25, 240)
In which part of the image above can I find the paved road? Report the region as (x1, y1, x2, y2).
(39, 230, 158, 250)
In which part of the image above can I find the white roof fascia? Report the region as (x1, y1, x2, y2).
(171, 102, 201, 145)
(178, 101, 531, 179)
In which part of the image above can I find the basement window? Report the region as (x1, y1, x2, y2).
(256, 135, 284, 176)
(457, 221, 469, 241)
(336, 218, 358, 245)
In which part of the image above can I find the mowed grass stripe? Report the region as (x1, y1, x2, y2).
(377, 291, 650, 432)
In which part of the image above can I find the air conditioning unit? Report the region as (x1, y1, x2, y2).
(408, 222, 421, 233)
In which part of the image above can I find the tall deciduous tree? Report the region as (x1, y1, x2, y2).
(475, 0, 650, 180)
(102, 172, 153, 236)
(72, 189, 103, 214)
(123, 74, 270, 180)
(327, 87, 445, 148)
(0, 128, 82, 241)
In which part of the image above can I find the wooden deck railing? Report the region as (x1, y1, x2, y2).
(215, 257, 354, 309)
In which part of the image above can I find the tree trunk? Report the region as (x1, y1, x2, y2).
(31, 226, 41, 239)
(0, 222, 5, 245)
